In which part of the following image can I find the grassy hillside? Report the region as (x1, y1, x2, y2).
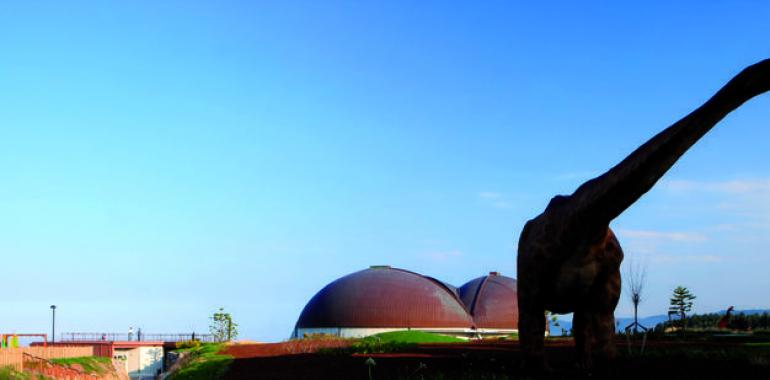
(168, 343, 233, 380)
(0, 366, 50, 380)
(50, 356, 112, 375)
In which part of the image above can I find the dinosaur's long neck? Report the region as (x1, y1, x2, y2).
(564, 59, 770, 232)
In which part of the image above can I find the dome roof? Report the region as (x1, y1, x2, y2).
(296, 266, 474, 329)
(458, 272, 518, 329)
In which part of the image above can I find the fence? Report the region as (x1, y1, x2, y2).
(0, 349, 22, 371)
(0, 346, 94, 371)
(60, 332, 217, 342)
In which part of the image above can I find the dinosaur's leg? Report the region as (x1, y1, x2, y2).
(592, 309, 617, 362)
(518, 293, 547, 371)
(592, 267, 621, 363)
(573, 308, 593, 371)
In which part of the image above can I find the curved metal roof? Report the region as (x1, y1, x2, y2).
(295, 266, 474, 329)
(458, 272, 518, 329)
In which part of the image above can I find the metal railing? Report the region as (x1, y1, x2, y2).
(60, 332, 218, 343)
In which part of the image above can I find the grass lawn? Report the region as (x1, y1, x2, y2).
(50, 356, 112, 374)
(168, 343, 233, 380)
(326, 330, 466, 355)
(366, 331, 465, 344)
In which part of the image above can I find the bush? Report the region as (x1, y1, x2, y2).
(281, 336, 352, 354)
(348, 336, 417, 354)
(302, 332, 342, 340)
(176, 339, 202, 350)
(654, 312, 770, 333)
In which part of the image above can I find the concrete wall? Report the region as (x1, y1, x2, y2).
(115, 346, 163, 380)
(138, 347, 163, 378)
(294, 327, 518, 339)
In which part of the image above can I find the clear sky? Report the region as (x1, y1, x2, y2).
(1, 1, 769, 342)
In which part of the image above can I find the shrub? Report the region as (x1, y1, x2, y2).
(349, 336, 416, 354)
(302, 332, 342, 340)
(176, 339, 202, 350)
(282, 336, 351, 354)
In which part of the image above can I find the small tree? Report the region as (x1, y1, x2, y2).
(669, 286, 696, 333)
(624, 256, 648, 334)
(210, 307, 239, 342)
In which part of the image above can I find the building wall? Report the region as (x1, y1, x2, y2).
(294, 327, 518, 339)
(113, 348, 135, 377)
(138, 346, 163, 378)
(115, 346, 163, 380)
(295, 327, 405, 339)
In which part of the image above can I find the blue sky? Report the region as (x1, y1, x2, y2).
(1, 1, 769, 342)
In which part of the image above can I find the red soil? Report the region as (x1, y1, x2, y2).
(224, 338, 351, 358)
(220, 339, 770, 380)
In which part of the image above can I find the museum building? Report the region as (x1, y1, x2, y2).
(292, 265, 519, 339)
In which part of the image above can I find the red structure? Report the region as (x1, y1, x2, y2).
(294, 266, 522, 338)
(458, 273, 519, 329)
(717, 306, 735, 329)
(1, 334, 47, 347)
(295, 266, 474, 329)
(31, 341, 163, 358)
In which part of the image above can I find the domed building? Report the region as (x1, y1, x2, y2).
(293, 266, 520, 339)
(293, 266, 474, 338)
(458, 272, 519, 337)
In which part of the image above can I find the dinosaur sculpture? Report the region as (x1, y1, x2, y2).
(717, 306, 735, 329)
(517, 58, 770, 370)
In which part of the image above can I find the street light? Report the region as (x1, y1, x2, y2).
(50, 305, 56, 344)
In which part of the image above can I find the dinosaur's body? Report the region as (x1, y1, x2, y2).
(518, 202, 623, 369)
(717, 306, 735, 329)
(517, 59, 770, 369)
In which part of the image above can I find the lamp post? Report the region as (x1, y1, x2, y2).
(50, 305, 57, 344)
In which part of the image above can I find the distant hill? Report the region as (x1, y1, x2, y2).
(614, 315, 669, 332)
(547, 309, 770, 336)
(729, 309, 770, 316)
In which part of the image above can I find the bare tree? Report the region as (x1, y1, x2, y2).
(624, 256, 648, 334)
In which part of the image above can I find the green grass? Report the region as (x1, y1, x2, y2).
(167, 343, 233, 380)
(0, 366, 52, 380)
(50, 356, 111, 374)
(323, 331, 465, 355)
(366, 331, 465, 344)
(0, 366, 28, 380)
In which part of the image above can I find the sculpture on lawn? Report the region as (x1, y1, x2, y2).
(517, 58, 770, 370)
